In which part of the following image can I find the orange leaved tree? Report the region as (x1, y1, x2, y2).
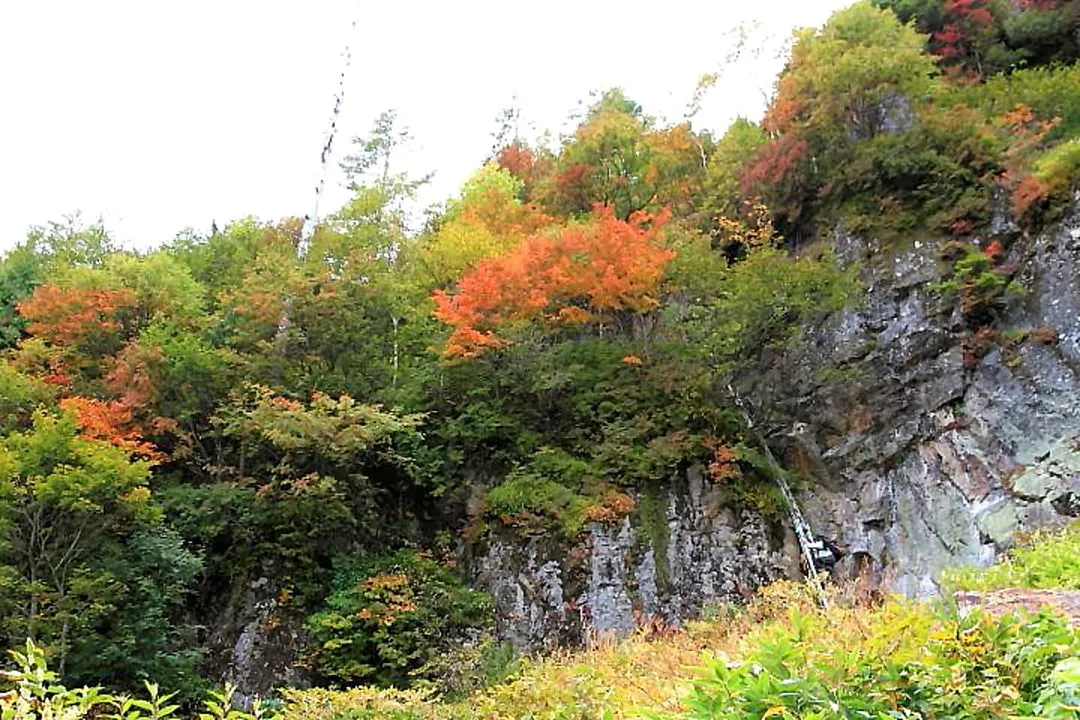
(432, 204, 673, 358)
(16, 284, 135, 348)
(58, 396, 163, 462)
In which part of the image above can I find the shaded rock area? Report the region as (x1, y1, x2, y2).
(204, 577, 311, 707)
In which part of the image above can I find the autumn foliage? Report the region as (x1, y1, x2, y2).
(17, 284, 135, 347)
(454, 185, 554, 240)
(494, 141, 546, 198)
(59, 396, 163, 462)
(933, 0, 996, 76)
(705, 442, 742, 484)
(740, 134, 811, 200)
(106, 341, 164, 412)
(999, 104, 1063, 217)
(432, 205, 673, 357)
(583, 490, 637, 523)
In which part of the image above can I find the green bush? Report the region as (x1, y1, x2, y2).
(820, 104, 1004, 235)
(0, 362, 53, 433)
(930, 242, 1021, 329)
(1034, 138, 1080, 193)
(693, 247, 858, 365)
(943, 65, 1080, 141)
(484, 452, 591, 537)
(684, 524, 1080, 719)
(306, 551, 492, 688)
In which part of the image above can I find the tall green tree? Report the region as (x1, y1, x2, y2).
(0, 410, 200, 690)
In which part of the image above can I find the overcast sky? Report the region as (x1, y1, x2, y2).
(0, 0, 850, 254)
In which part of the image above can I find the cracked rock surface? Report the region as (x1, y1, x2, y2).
(472, 199, 1080, 647)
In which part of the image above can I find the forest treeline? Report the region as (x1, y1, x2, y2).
(0, 0, 1077, 701)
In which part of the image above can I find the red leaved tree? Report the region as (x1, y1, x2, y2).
(932, 0, 998, 81)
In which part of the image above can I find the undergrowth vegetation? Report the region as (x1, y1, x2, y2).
(7, 525, 1080, 718)
(946, 524, 1080, 591)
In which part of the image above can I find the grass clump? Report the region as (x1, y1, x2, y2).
(945, 523, 1080, 591)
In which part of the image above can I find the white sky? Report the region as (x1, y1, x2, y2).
(0, 0, 850, 254)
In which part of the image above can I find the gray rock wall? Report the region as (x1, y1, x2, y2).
(470, 469, 797, 650)
(782, 201, 1080, 597)
(473, 199, 1080, 646)
(205, 577, 310, 708)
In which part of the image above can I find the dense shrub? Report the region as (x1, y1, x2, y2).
(306, 551, 492, 688)
(876, 0, 1080, 78)
(1027, 138, 1080, 216)
(941, 64, 1080, 140)
(820, 104, 1004, 234)
(683, 605, 1080, 719)
(484, 472, 590, 537)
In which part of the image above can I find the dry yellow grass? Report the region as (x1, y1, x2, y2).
(281, 581, 826, 720)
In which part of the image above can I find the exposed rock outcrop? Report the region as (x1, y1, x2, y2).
(770, 199, 1080, 597)
(470, 469, 797, 650)
(204, 577, 311, 707)
(473, 198, 1080, 645)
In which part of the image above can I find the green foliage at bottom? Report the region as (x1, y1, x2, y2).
(306, 551, 493, 688)
(945, 523, 1080, 591)
(683, 524, 1080, 720)
(682, 606, 1080, 720)
(0, 639, 278, 720)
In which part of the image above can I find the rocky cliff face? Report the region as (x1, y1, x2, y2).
(472, 198, 1080, 646)
(216, 202, 1080, 683)
(470, 470, 798, 650)
(205, 577, 311, 708)
(777, 199, 1080, 597)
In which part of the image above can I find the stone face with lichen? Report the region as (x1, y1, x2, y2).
(205, 575, 311, 708)
(468, 468, 796, 651)
(469, 195, 1080, 649)
(762, 194, 1080, 598)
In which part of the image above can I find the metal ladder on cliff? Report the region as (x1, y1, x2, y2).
(729, 387, 831, 609)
